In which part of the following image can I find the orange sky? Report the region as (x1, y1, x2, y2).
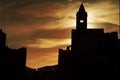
(0, 0, 119, 69)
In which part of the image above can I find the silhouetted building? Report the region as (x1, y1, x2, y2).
(26, 67, 37, 80)
(58, 46, 71, 67)
(0, 29, 6, 47)
(37, 65, 58, 80)
(58, 3, 119, 80)
(0, 29, 26, 80)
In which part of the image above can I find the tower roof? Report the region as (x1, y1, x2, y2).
(78, 3, 86, 12)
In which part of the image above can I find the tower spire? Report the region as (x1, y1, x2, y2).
(78, 3, 85, 12)
(76, 3, 87, 30)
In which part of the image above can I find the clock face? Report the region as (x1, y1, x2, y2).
(80, 20, 84, 23)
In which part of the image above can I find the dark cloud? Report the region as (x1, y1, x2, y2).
(1, 0, 119, 9)
(31, 28, 71, 39)
(0, 0, 119, 27)
(97, 13, 119, 18)
(68, 16, 76, 19)
(0, 0, 68, 11)
(0, 0, 66, 27)
(28, 44, 68, 54)
(0, 15, 62, 26)
(70, 0, 99, 3)
(7, 28, 71, 43)
(0, 0, 34, 10)
(1, 0, 118, 12)
(71, 0, 119, 4)
(89, 22, 119, 33)
(5, 28, 71, 48)
(109, 0, 119, 4)
(0, 0, 68, 4)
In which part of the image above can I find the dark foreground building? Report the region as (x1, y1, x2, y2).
(58, 3, 119, 80)
(26, 67, 37, 80)
(37, 3, 119, 80)
(0, 29, 26, 80)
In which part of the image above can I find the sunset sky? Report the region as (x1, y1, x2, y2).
(0, 0, 119, 69)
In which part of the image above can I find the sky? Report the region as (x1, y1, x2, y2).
(0, 0, 119, 69)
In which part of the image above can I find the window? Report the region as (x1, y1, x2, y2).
(80, 20, 84, 23)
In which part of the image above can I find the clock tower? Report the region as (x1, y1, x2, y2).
(76, 3, 87, 30)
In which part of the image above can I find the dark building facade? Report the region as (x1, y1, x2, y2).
(58, 3, 119, 80)
(26, 67, 37, 80)
(0, 29, 26, 80)
(37, 65, 58, 80)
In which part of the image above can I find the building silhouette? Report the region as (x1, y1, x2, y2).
(58, 3, 119, 80)
(37, 3, 119, 80)
(0, 29, 26, 80)
(26, 67, 37, 80)
(37, 65, 58, 80)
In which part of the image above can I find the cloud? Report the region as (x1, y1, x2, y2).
(0, 15, 61, 26)
(26, 38, 71, 48)
(0, 0, 65, 28)
(72, 0, 119, 4)
(88, 22, 119, 33)
(1, 0, 119, 13)
(5, 28, 71, 49)
(1, 0, 119, 29)
(31, 28, 71, 39)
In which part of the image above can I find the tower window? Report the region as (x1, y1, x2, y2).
(80, 20, 84, 23)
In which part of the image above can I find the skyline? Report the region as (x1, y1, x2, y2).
(0, 0, 119, 68)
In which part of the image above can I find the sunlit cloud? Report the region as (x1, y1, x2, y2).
(26, 39, 71, 48)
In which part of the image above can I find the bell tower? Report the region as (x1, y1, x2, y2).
(76, 3, 87, 30)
